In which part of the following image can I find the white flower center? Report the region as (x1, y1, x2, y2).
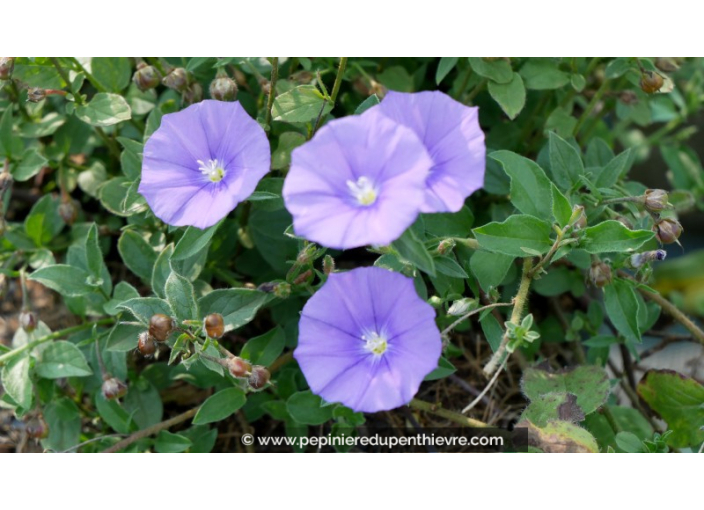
(362, 331, 388, 356)
(197, 159, 226, 183)
(346, 176, 378, 206)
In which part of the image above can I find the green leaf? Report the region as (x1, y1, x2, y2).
(197, 289, 272, 333)
(593, 149, 632, 188)
(424, 357, 457, 381)
(42, 397, 81, 452)
(354, 94, 380, 115)
(271, 132, 307, 170)
(549, 132, 584, 190)
(12, 149, 48, 182)
(155, 431, 193, 453)
(75, 92, 132, 127)
(521, 365, 610, 415)
(172, 223, 221, 261)
(286, 390, 334, 425)
(436, 57, 458, 85)
(0, 107, 18, 158)
(468, 57, 512, 84)
(434, 256, 468, 278)
(28, 265, 92, 297)
(489, 151, 552, 218)
(24, 194, 65, 247)
(118, 137, 143, 180)
(164, 270, 199, 322)
(193, 387, 247, 425)
(581, 221, 654, 254)
(392, 228, 436, 276)
(151, 244, 175, 299)
(470, 250, 514, 290)
(181, 425, 218, 453)
(615, 431, 645, 453)
(124, 380, 163, 429)
(522, 419, 599, 453)
(118, 230, 157, 282)
(522, 393, 585, 427)
(90, 57, 132, 92)
(35, 341, 93, 379)
(423, 206, 474, 238)
(377, 66, 414, 91)
(117, 297, 173, 326)
(1, 355, 32, 409)
(11, 58, 65, 89)
(585, 138, 615, 167)
(603, 279, 641, 343)
(520, 60, 570, 90)
(487, 72, 526, 120)
(107, 322, 143, 352)
(637, 369, 704, 448)
(240, 327, 286, 367)
(272, 85, 331, 123)
(473, 215, 553, 257)
(84, 223, 104, 282)
(605, 58, 635, 79)
(95, 393, 133, 435)
(104, 282, 140, 316)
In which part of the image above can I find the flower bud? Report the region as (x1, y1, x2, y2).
(428, 295, 444, 308)
(293, 269, 313, 286)
(654, 58, 679, 73)
(447, 298, 477, 316)
(0, 171, 14, 192)
(182, 82, 203, 105)
(437, 238, 456, 255)
(643, 189, 669, 213)
(162, 67, 189, 92)
(640, 71, 664, 94)
(27, 87, 46, 103)
(273, 282, 291, 299)
(653, 218, 683, 244)
(323, 255, 335, 275)
(0, 57, 15, 80)
(137, 331, 157, 356)
(19, 309, 38, 333)
(630, 249, 667, 269)
(209, 75, 238, 101)
(101, 377, 128, 400)
(258, 282, 277, 293)
(58, 199, 79, 225)
(132, 63, 161, 91)
(149, 314, 175, 342)
(248, 366, 271, 390)
(569, 205, 587, 229)
(589, 262, 612, 288)
(204, 313, 225, 339)
(25, 416, 49, 439)
(227, 357, 251, 378)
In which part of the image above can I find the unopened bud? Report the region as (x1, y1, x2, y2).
(149, 314, 175, 342)
(323, 255, 335, 275)
(447, 298, 478, 316)
(0, 171, 14, 192)
(227, 357, 252, 378)
(630, 249, 667, 269)
(569, 205, 587, 229)
(248, 366, 270, 390)
(640, 71, 664, 94)
(589, 262, 612, 288)
(209, 75, 238, 101)
(137, 331, 157, 356)
(619, 90, 638, 105)
(0, 57, 14, 80)
(101, 377, 128, 400)
(296, 244, 318, 265)
(58, 199, 79, 225)
(293, 269, 313, 286)
(428, 295, 444, 308)
(204, 313, 225, 339)
(437, 239, 456, 255)
(132, 63, 161, 91)
(27, 87, 46, 103)
(182, 82, 203, 105)
(643, 189, 669, 213)
(19, 309, 38, 333)
(162, 67, 189, 92)
(654, 58, 679, 73)
(653, 218, 683, 244)
(273, 282, 291, 299)
(257, 282, 277, 293)
(25, 416, 49, 439)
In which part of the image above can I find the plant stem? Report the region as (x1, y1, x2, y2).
(0, 319, 114, 366)
(483, 258, 533, 376)
(313, 57, 347, 134)
(574, 78, 609, 136)
(409, 398, 488, 428)
(600, 196, 643, 207)
(463, 359, 506, 413)
(465, 79, 487, 104)
(601, 405, 621, 434)
(264, 57, 279, 134)
(636, 284, 704, 346)
(441, 302, 513, 337)
(102, 406, 201, 453)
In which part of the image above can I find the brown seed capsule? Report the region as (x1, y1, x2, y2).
(182, 82, 203, 105)
(132, 62, 161, 91)
(25, 416, 49, 439)
(640, 71, 664, 94)
(19, 309, 38, 333)
(653, 218, 683, 244)
(654, 58, 679, 73)
(162, 67, 189, 92)
(149, 314, 175, 342)
(204, 313, 225, 339)
(137, 331, 157, 356)
(643, 189, 669, 213)
(248, 366, 271, 390)
(589, 262, 612, 288)
(227, 357, 252, 378)
(0, 57, 15, 80)
(27, 87, 46, 103)
(101, 377, 128, 400)
(209, 75, 238, 101)
(58, 199, 79, 225)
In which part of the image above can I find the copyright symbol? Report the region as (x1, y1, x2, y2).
(241, 433, 254, 446)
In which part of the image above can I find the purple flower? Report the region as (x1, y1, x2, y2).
(378, 90, 486, 213)
(294, 266, 442, 413)
(282, 108, 433, 250)
(139, 100, 270, 229)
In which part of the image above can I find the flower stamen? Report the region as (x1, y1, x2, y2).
(347, 176, 378, 206)
(197, 158, 226, 183)
(362, 331, 388, 356)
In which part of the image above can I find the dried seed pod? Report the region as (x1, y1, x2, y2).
(19, 309, 38, 333)
(58, 199, 79, 225)
(162, 67, 189, 92)
(101, 377, 128, 400)
(149, 314, 175, 342)
(209, 75, 238, 101)
(25, 416, 49, 439)
(203, 313, 225, 339)
(640, 71, 664, 94)
(0, 57, 15, 80)
(132, 62, 161, 91)
(653, 218, 683, 244)
(248, 366, 271, 390)
(137, 331, 157, 356)
(227, 357, 252, 378)
(588, 262, 612, 288)
(643, 189, 669, 213)
(27, 87, 46, 103)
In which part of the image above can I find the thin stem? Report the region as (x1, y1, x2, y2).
(600, 405, 622, 434)
(49, 58, 78, 103)
(70, 57, 105, 92)
(463, 358, 506, 414)
(312, 57, 347, 134)
(465, 79, 487, 104)
(102, 406, 201, 453)
(453, 237, 480, 250)
(0, 319, 114, 366)
(409, 398, 488, 428)
(483, 258, 534, 376)
(574, 78, 610, 136)
(95, 336, 108, 378)
(600, 196, 644, 207)
(264, 57, 279, 133)
(441, 302, 513, 337)
(454, 66, 473, 100)
(19, 267, 29, 310)
(637, 285, 704, 346)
